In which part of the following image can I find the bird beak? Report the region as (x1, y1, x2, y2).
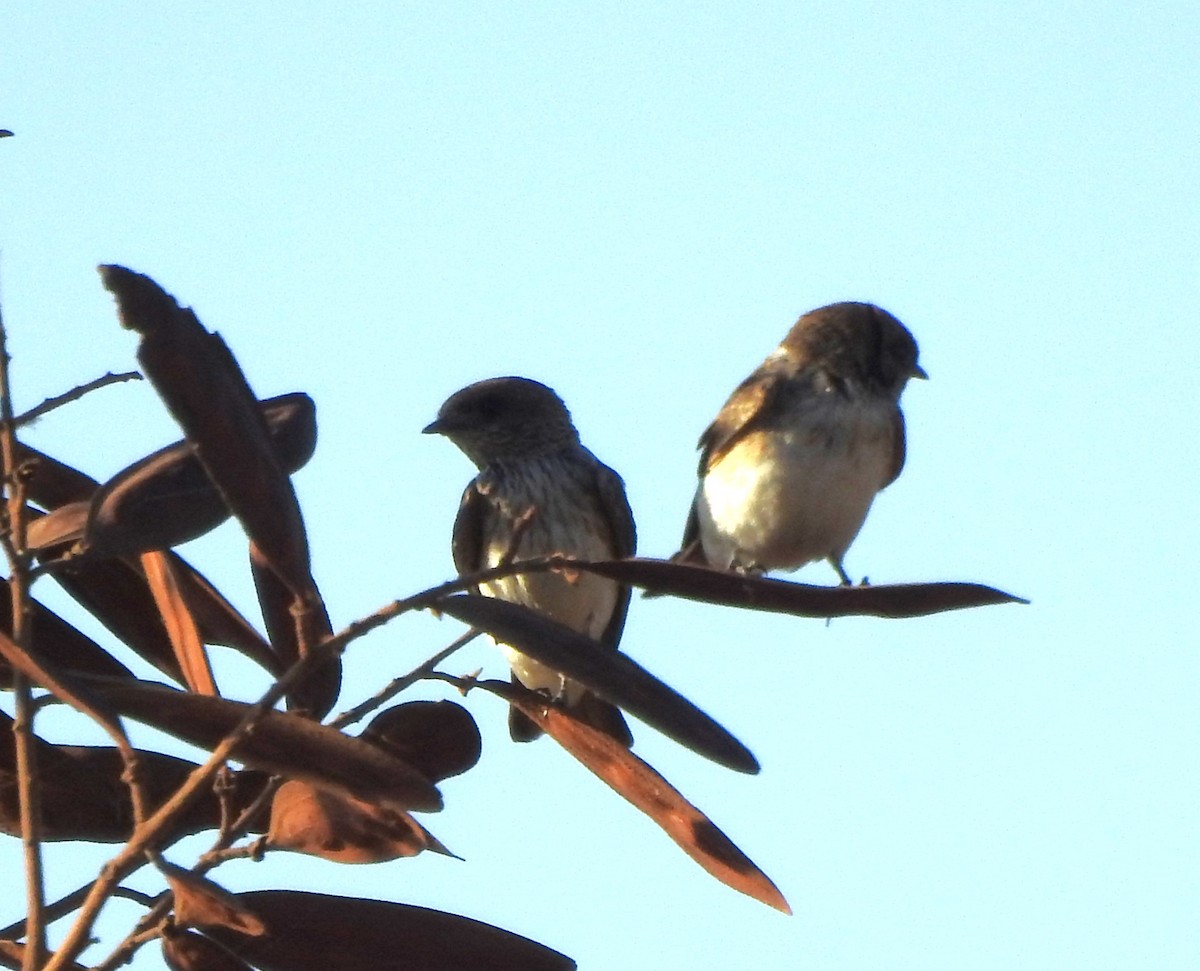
(911, 364, 929, 380)
(421, 419, 445, 435)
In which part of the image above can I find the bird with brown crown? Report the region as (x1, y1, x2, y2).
(674, 301, 926, 584)
(424, 376, 635, 745)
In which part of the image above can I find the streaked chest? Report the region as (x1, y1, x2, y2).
(476, 457, 619, 639)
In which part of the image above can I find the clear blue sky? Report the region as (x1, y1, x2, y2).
(3, 3, 1198, 968)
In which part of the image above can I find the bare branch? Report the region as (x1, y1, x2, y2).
(13, 371, 143, 427)
(330, 627, 482, 731)
(0, 269, 48, 971)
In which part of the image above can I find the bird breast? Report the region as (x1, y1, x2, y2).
(697, 393, 897, 572)
(478, 465, 619, 699)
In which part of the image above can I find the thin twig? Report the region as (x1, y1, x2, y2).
(330, 627, 482, 730)
(110, 887, 157, 908)
(197, 842, 264, 867)
(0, 864, 156, 941)
(0, 269, 47, 971)
(13, 371, 142, 427)
(0, 881, 84, 939)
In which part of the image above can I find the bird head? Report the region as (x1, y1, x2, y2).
(423, 376, 580, 468)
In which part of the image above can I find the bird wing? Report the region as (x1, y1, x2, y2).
(674, 501, 707, 565)
(450, 479, 489, 579)
(695, 365, 786, 474)
(592, 461, 636, 650)
(672, 369, 785, 566)
(881, 407, 907, 488)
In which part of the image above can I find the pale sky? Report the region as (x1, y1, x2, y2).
(3, 3, 1198, 968)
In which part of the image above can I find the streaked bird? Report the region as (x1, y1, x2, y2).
(674, 301, 926, 584)
(424, 376, 635, 745)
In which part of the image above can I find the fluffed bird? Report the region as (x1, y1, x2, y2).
(674, 301, 926, 584)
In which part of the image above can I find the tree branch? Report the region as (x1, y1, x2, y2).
(0, 274, 48, 971)
(13, 370, 143, 427)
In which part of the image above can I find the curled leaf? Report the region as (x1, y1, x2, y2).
(83, 393, 317, 558)
(268, 779, 455, 863)
(142, 552, 216, 695)
(26, 501, 89, 553)
(49, 557, 188, 683)
(45, 551, 279, 684)
(163, 862, 268, 937)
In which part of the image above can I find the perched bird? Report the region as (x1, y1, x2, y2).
(423, 376, 635, 745)
(674, 301, 926, 584)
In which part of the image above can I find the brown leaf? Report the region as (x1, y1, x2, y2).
(361, 701, 481, 783)
(163, 862, 268, 937)
(87, 680, 442, 813)
(47, 551, 281, 685)
(0, 715, 270, 842)
(509, 687, 791, 914)
(25, 438, 282, 678)
(0, 590, 133, 687)
(249, 543, 340, 717)
(99, 265, 316, 602)
(162, 928, 256, 971)
(142, 552, 217, 695)
(434, 594, 759, 774)
(268, 779, 455, 863)
(81, 392, 317, 558)
(596, 556, 1028, 617)
(200, 890, 576, 971)
(49, 557, 191, 684)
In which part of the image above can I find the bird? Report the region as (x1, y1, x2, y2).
(673, 301, 926, 584)
(423, 376, 635, 746)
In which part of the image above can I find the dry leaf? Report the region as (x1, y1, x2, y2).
(0, 716, 270, 842)
(163, 862, 267, 937)
(87, 680, 442, 813)
(361, 701, 481, 783)
(0, 589, 133, 687)
(511, 688, 791, 914)
(591, 556, 1027, 617)
(202, 890, 576, 971)
(268, 779, 454, 863)
(142, 551, 217, 695)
